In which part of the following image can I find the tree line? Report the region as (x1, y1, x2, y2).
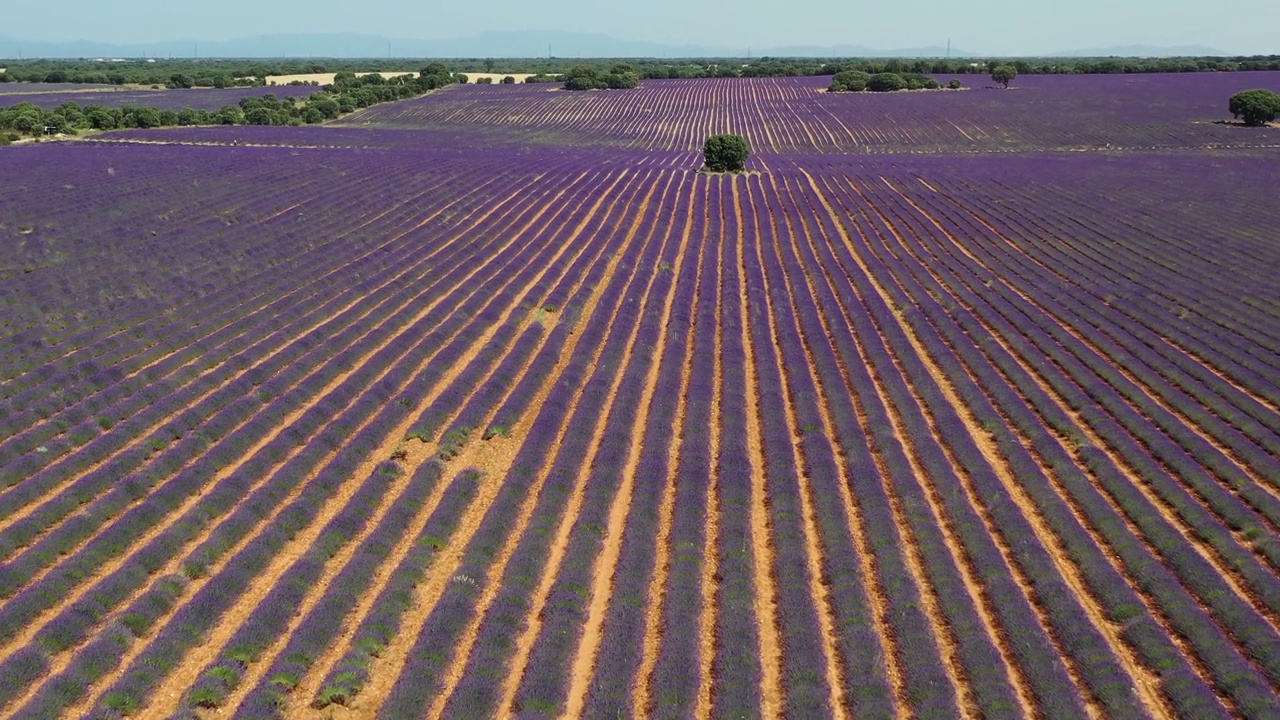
(2, 55, 1279, 88)
(0, 65, 460, 141)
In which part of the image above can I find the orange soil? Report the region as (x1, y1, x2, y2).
(219, 168, 628, 717)
(488, 173, 679, 715)
(693, 183, 726, 719)
(771, 173, 948, 715)
(797, 173, 985, 717)
(0, 174, 499, 548)
(632, 176, 708, 716)
(731, 175, 785, 717)
(903, 184, 1237, 704)
(1, 174, 522, 665)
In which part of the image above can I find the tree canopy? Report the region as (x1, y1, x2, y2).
(992, 65, 1018, 89)
(1229, 89, 1280, 126)
(563, 64, 640, 91)
(829, 71, 939, 93)
(703, 134, 750, 173)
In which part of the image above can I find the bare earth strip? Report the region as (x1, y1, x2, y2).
(731, 174, 785, 717)
(693, 185, 726, 719)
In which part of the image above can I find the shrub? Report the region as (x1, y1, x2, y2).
(703, 133, 750, 173)
(948, 78, 963, 89)
(501, 75, 516, 84)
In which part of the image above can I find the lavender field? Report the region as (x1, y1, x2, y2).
(0, 73, 1278, 719)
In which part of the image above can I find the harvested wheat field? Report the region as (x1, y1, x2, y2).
(1, 74, 1279, 719)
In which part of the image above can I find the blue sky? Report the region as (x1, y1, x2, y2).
(5, 0, 1278, 55)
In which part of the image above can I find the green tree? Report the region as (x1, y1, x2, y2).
(130, 107, 162, 129)
(867, 73, 907, 92)
(500, 75, 516, 85)
(1229, 89, 1280, 127)
(828, 70, 870, 92)
(484, 58, 495, 73)
(992, 64, 1018, 89)
(703, 134, 750, 173)
(948, 79, 963, 89)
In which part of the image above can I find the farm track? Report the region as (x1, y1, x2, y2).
(3, 75, 1280, 719)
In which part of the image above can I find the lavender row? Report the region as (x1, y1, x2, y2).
(933, 181, 1280, 464)
(581, 185, 704, 717)
(84, 210, 585, 713)
(965, 177, 1280, 407)
(778, 172, 1031, 717)
(376, 171, 665, 718)
(0, 164, 582, 700)
(10, 575, 188, 720)
(0, 157, 521, 484)
(646, 193, 720, 719)
(514, 184, 694, 716)
(178, 460, 405, 710)
(439, 182, 677, 718)
(308, 465, 478, 710)
(802, 172, 1096, 716)
(709, 177, 765, 719)
(0, 159, 483, 484)
(869, 179, 1276, 715)
(965, 177, 1280, 426)
(901, 186, 1280, 625)
(768, 175, 1013, 717)
(481, 169, 658, 436)
(739, 181, 836, 717)
(824, 172, 1274, 712)
(0, 182, 531, 604)
(848, 175, 1240, 716)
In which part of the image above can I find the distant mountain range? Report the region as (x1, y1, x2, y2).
(0, 32, 1232, 60)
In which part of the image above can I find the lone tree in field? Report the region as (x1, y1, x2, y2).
(1229, 89, 1280, 127)
(703, 134, 750, 172)
(992, 64, 1018, 89)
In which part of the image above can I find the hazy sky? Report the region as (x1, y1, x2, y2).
(5, 0, 1278, 55)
